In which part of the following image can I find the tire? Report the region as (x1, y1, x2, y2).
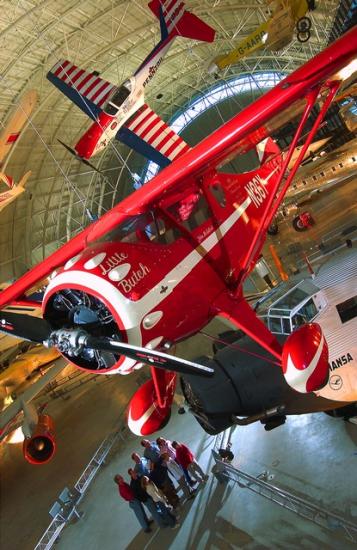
(267, 222, 279, 236)
(292, 216, 308, 232)
(297, 29, 311, 43)
(297, 16, 311, 32)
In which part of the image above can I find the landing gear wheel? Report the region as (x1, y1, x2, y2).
(292, 215, 308, 232)
(297, 16, 311, 32)
(267, 222, 279, 236)
(297, 30, 311, 42)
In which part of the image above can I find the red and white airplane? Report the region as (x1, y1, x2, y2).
(0, 27, 356, 463)
(47, 0, 215, 169)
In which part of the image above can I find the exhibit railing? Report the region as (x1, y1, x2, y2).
(211, 450, 357, 544)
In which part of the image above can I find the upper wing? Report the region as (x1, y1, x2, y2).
(47, 59, 116, 121)
(117, 104, 191, 168)
(0, 28, 355, 309)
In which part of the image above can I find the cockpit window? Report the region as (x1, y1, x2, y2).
(104, 81, 131, 115)
(292, 298, 318, 329)
(93, 212, 180, 246)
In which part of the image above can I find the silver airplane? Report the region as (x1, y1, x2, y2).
(269, 136, 357, 233)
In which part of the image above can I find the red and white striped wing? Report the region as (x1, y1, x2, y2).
(49, 59, 115, 109)
(125, 103, 190, 163)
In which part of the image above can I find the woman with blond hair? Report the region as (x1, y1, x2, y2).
(141, 476, 179, 529)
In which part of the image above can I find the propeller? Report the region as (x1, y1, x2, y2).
(0, 313, 213, 378)
(0, 312, 52, 344)
(58, 139, 102, 174)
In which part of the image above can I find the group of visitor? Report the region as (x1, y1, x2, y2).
(114, 437, 208, 533)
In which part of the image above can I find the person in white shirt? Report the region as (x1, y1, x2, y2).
(161, 452, 195, 500)
(141, 476, 179, 529)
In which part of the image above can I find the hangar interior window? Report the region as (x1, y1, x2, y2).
(336, 295, 357, 323)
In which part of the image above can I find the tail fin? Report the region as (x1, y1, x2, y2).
(148, 0, 215, 43)
(0, 170, 31, 189)
(256, 137, 281, 165)
(0, 173, 14, 189)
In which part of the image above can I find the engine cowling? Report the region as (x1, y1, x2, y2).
(282, 323, 329, 393)
(23, 414, 56, 465)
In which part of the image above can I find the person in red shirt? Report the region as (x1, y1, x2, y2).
(114, 474, 152, 533)
(172, 441, 209, 484)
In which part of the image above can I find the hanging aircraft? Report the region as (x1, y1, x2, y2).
(0, 89, 37, 167)
(47, 0, 215, 169)
(0, 362, 65, 464)
(0, 89, 37, 213)
(0, 28, 356, 464)
(208, 0, 316, 74)
(268, 136, 357, 233)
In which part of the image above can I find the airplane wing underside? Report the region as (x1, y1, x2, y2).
(47, 59, 116, 121)
(117, 104, 191, 168)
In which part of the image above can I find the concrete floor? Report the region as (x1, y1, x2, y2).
(1, 176, 357, 550)
(53, 404, 357, 550)
(1, 313, 357, 550)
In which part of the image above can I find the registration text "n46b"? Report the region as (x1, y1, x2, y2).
(245, 175, 267, 207)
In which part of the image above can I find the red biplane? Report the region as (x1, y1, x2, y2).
(0, 27, 356, 464)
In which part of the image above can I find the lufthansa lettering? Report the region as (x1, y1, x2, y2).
(329, 352, 353, 371)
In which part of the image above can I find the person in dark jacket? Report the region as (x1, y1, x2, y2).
(128, 468, 165, 527)
(114, 474, 152, 533)
(149, 457, 180, 508)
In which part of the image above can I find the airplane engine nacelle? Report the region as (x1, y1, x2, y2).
(127, 379, 172, 436)
(282, 323, 329, 393)
(23, 414, 56, 465)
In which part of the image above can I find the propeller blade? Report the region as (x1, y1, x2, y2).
(0, 312, 52, 344)
(83, 335, 214, 377)
(57, 139, 102, 174)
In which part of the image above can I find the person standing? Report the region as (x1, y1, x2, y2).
(128, 468, 165, 528)
(131, 452, 150, 477)
(161, 452, 195, 500)
(172, 441, 209, 484)
(113, 475, 152, 534)
(156, 437, 176, 460)
(141, 476, 179, 529)
(141, 439, 161, 464)
(149, 456, 180, 508)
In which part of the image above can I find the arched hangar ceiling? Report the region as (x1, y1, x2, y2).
(0, 0, 343, 280)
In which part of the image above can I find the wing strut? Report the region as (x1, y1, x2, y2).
(236, 80, 340, 292)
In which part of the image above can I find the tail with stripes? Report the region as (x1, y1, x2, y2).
(148, 0, 215, 43)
